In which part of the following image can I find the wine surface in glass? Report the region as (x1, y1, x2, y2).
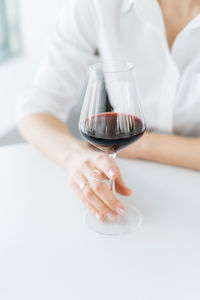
(80, 112, 145, 153)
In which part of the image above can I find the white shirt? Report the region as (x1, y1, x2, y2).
(17, 0, 200, 137)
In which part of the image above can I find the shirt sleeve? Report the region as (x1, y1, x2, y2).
(16, 0, 99, 123)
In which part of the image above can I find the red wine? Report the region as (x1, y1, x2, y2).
(80, 112, 146, 153)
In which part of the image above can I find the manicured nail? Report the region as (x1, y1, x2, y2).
(106, 213, 116, 221)
(95, 213, 101, 220)
(108, 169, 116, 178)
(116, 207, 125, 216)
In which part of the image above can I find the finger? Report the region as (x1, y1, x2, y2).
(80, 159, 131, 196)
(115, 173, 132, 196)
(88, 172, 125, 215)
(95, 154, 131, 196)
(95, 154, 119, 179)
(82, 197, 104, 221)
(80, 159, 107, 180)
(83, 184, 117, 221)
(73, 174, 117, 221)
(80, 156, 130, 195)
(70, 181, 104, 221)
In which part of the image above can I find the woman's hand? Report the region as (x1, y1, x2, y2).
(66, 145, 132, 221)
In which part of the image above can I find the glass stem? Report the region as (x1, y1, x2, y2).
(109, 152, 117, 194)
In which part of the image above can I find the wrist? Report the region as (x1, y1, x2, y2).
(134, 131, 150, 159)
(138, 131, 154, 159)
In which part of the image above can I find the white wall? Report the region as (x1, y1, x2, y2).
(0, 0, 69, 137)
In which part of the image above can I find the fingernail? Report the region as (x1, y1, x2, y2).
(116, 207, 125, 216)
(108, 169, 116, 178)
(95, 213, 101, 220)
(106, 213, 116, 221)
(126, 187, 132, 193)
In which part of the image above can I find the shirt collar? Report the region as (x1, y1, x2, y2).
(185, 13, 200, 31)
(121, 0, 158, 15)
(121, 0, 200, 31)
(121, 0, 166, 36)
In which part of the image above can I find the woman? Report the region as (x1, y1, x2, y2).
(17, 0, 200, 221)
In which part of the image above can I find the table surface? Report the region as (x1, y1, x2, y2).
(1, 144, 200, 300)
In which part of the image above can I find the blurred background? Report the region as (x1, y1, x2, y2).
(0, 0, 80, 146)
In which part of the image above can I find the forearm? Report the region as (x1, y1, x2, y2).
(120, 132, 200, 171)
(18, 113, 86, 169)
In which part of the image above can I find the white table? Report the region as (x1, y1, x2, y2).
(1, 144, 200, 300)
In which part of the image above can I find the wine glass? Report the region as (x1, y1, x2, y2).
(79, 60, 146, 235)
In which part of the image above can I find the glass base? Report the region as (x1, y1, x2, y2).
(85, 204, 142, 236)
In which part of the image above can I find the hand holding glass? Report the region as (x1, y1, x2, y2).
(79, 61, 146, 235)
